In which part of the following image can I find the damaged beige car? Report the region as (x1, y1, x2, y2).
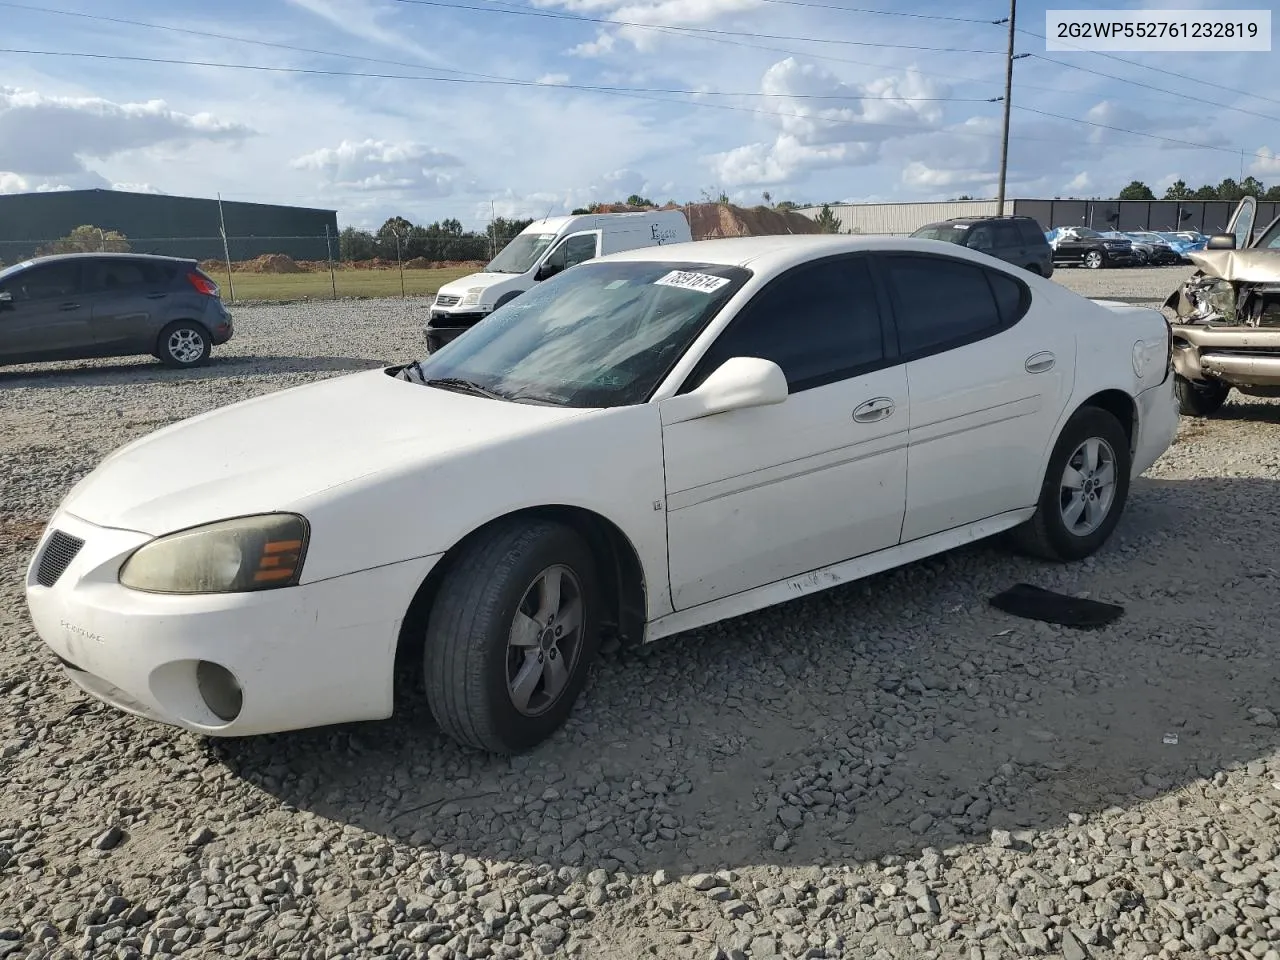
(1162, 196, 1280, 416)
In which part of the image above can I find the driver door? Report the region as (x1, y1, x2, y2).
(537, 230, 601, 280)
(659, 254, 909, 611)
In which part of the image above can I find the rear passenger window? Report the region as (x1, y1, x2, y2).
(1018, 220, 1048, 245)
(884, 255, 1007, 356)
(993, 223, 1022, 248)
(86, 261, 166, 292)
(988, 271, 1029, 324)
(687, 256, 885, 394)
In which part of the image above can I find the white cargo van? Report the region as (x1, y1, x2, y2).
(424, 209, 692, 352)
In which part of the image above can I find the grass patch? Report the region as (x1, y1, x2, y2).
(219, 267, 476, 302)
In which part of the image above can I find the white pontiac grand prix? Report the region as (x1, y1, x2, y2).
(25, 235, 1178, 754)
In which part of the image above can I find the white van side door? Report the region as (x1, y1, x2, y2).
(536, 230, 603, 281)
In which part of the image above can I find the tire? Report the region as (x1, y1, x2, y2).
(1010, 406, 1132, 562)
(493, 291, 523, 310)
(156, 321, 211, 368)
(423, 519, 602, 754)
(1084, 250, 1104, 270)
(1174, 374, 1230, 417)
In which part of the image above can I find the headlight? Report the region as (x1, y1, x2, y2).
(119, 514, 309, 594)
(461, 287, 485, 307)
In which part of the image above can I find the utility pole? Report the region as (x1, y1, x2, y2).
(996, 0, 1018, 216)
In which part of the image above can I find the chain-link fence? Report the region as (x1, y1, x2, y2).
(0, 232, 523, 303)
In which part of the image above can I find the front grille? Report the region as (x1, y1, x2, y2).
(434, 294, 460, 307)
(36, 530, 84, 587)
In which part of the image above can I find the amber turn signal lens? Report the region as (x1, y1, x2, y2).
(253, 539, 303, 583)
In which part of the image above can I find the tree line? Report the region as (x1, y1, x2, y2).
(338, 216, 537, 262)
(1116, 177, 1280, 202)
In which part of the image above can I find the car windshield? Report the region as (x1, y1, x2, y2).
(400, 259, 752, 408)
(910, 224, 970, 244)
(485, 233, 558, 274)
(0, 260, 35, 282)
(1073, 228, 1104, 239)
(1256, 216, 1280, 250)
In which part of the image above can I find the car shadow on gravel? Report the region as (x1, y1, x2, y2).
(0, 355, 382, 386)
(1212, 400, 1280, 425)
(211, 475, 1280, 876)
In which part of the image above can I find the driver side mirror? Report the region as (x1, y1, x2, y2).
(1207, 233, 1236, 250)
(660, 357, 789, 425)
(534, 261, 563, 282)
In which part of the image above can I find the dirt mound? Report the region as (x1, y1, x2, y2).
(683, 203, 821, 240)
(403, 257, 435, 270)
(247, 254, 304, 274)
(198, 259, 224, 274)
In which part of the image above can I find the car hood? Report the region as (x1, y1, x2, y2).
(60, 367, 587, 535)
(437, 273, 517, 297)
(1187, 249, 1280, 282)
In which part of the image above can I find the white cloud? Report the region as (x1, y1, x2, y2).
(537, 73, 571, 85)
(291, 139, 464, 195)
(110, 182, 165, 195)
(1063, 171, 1092, 193)
(284, 0, 441, 64)
(707, 58, 945, 187)
(539, 0, 766, 55)
(1250, 147, 1280, 177)
(0, 86, 249, 180)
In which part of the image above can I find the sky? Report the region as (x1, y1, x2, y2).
(2, 0, 1279, 232)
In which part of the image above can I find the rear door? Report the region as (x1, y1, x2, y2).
(0, 260, 91, 363)
(85, 258, 175, 355)
(877, 251, 1076, 541)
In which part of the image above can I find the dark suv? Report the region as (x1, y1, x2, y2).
(910, 215, 1054, 277)
(0, 253, 233, 369)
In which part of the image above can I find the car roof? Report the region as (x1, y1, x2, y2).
(14, 252, 195, 267)
(593, 234, 1028, 273)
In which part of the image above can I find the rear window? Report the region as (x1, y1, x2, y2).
(911, 223, 971, 245)
(1017, 220, 1047, 245)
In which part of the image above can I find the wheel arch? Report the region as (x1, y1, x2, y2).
(1074, 388, 1138, 460)
(392, 504, 648, 694)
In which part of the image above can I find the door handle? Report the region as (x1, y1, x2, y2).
(853, 397, 895, 423)
(1025, 351, 1056, 374)
(58, 302, 80, 311)
(145, 292, 168, 299)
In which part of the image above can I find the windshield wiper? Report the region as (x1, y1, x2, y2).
(424, 377, 511, 401)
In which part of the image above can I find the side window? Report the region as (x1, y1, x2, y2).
(966, 225, 994, 251)
(687, 256, 885, 394)
(1017, 220, 1047, 245)
(987, 270, 1030, 324)
(561, 234, 598, 269)
(6, 263, 82, 302)
(86, 260, 149, 293)
(993, 223, 1022, 248)
(884, 255, 1005, 357)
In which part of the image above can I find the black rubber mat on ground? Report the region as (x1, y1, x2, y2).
(989, 583, 1124, 630)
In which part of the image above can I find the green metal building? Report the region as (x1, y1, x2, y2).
(0, 188, 339, 264)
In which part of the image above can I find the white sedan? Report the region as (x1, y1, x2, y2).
(25, 236, 1178, 754)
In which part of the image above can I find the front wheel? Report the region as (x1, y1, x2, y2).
(1174, 374, 1230, 417)
(423, 519, 602, 754)
(1084, 250, 1104, 269)
(1010, 406, 1132, 562)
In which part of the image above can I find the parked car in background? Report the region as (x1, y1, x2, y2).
(1049, 227, 1141, 269)
(425, 210, 693, 353)
(1161, 196, 1280, 416)
(25, 234, 1176, 754)
(1124, 232, 1184, 265)
(1155, 232, 1206, 262)
(0, 253, 232, 369)
(909, 215, 1054, 277)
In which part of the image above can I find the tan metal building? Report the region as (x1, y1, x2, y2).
(796, 201, 1000, 236)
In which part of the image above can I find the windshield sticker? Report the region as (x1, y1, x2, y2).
(654, 270, 731, 294)
(604, 279, 629, 290)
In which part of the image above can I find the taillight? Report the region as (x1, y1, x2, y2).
(187, 272, 218, 296)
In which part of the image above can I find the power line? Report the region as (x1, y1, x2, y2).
(1013, 104, 1275, 160)
(1015, 26, 1280, 108)
(0, 47, 994, 106)
(388, 0, 1004, 55)
(755, 0, 997, 24)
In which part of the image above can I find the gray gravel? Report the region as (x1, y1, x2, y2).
(3, 268, 1280, 960)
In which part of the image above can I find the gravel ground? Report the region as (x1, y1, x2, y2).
(4, 264, 1280, 960)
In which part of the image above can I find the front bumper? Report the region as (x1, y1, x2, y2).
(1171, 325, 1280, 388)
(424, 309, 488, 353)
(1133, 374, 1178, 477)
(24, 510, 441, 737)
(1105, 249, 1142, 265)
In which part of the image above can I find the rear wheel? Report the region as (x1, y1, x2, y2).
(1174, 374, 1230, 417)
(423, 519, 602, 754)
(1011, 406, 1131, 562)
(156, 321, 210, 367)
